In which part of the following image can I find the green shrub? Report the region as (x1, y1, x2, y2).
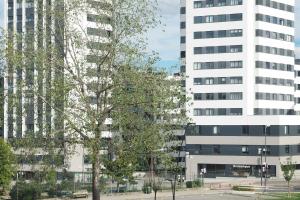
(232, 185, 254, 191)
(193, 179, 202, 187)
(186, 181, 193, 188)
(10, 181, 42, 200)
(142, 181, 152, 194)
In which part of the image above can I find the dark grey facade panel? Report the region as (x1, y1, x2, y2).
(186, 125, 300, 136)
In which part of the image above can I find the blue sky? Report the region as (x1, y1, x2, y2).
(1, 1, 300, 71)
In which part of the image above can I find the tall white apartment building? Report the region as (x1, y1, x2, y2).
(181, 0, 300, 178)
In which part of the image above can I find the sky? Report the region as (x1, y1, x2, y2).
(1, 1, 300, 71)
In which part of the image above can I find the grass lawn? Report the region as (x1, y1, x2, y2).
(262, 193, 300, 200)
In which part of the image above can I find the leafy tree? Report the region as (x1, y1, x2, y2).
(0, 139, 15, 194)
(10, 181, 41, 200)
(281, 158, 296, 198)
(104, 148, 135, 193)
(3, 1, 170, 200)
(152, 177, 163, 200)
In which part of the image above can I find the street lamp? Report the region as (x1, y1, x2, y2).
(258, 148, 263, 186)
(264, 125, 270, 187)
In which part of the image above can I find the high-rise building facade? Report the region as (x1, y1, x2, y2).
(181, 0, 300, 178)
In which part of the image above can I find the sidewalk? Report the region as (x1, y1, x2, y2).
(100, 188, 221, 200)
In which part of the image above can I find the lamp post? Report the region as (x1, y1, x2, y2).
(264, 125, 270, 188)
(258, 148, 263, 186)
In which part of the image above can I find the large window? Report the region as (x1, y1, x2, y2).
(194, 92, 243, 101)
(256, 92, 294, 102)
(256, 29, 294, 42)
(194, 0, 242, 8)
(194, 45, 242, 55)
(254, 108, 295, 115)
(256, 61, 293, 71)
(194, 76, 243, 85)
(256, 14, 294, 27)
(194, 13, 242, 24)
(256, 45, 294, 57)
(194, 108, 243, 116)
(256, 0, 294, 12)
(256, 76, 293, 87)
(194, 29, 242, 39)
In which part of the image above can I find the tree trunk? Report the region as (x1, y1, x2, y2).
(154, 190, 157, 200)
(117, 182, 120, 193)
(92, 154, 100, 200)
(171, 176, 176, 200)
(150, 154, 154, 187)
(288, 181, 290, 198)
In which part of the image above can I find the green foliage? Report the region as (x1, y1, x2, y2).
(281, 158, 296, 182)
(186, 181, 193, 188)
(10, 181, 42, 200)
(232, 185, 254, 191)
(0, 139, 15, 193)
(142, 181, 152, 194)
(185, 180, 203, 188)
(281, 158, 296, 198)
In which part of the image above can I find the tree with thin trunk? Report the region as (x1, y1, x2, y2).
(281, 158, 296, 198)
(2, 1, 182, 200)
(0, 139, 15, 195)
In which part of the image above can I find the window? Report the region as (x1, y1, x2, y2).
(206, 47, 215, 54)
(285, 145, 290, 154)
(230, 45, 242, 53)
(180, 51, 186, 58)
(230, 77, 242, 84)
(205, 16, 214, 23)
(217, 30, 226, 37)
(205, 78, 214, 85)
(218, 46, 226, 53)
(242, 146, 249, 154)
(231, 0, 242, 5)
(180, 36, 186, 44)
(213, 126, 220, 134)
(230, 61, 242, 68)
(180, 7, 186, 14)
(205, 109, 214, 116)
(194, 93, 202, 100)
(284, 125, 289, 135)
(218, 77, 226, 84)
(230, 93, 242, 100)
(194, 13, 242, 24)
(213, 145, 221, 154)
(230, 29, 242, 37)
(194, 78, 202, 85)
(206, 93, 214, 100)
(242, 126, 249, 135)
(256, 13, 294, 27)
(230, 13, 242, 21)
(218, 93, 226, 100)
(229, 108, 242, 115)
(180, 22, 186, 29)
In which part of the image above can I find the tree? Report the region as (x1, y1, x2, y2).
(0, 139, 15, 194)
(152, 177, 163, 200)
(3, 1, 169, 200)
(281, 158, 296, 198)
(104, 147, 135, 193)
